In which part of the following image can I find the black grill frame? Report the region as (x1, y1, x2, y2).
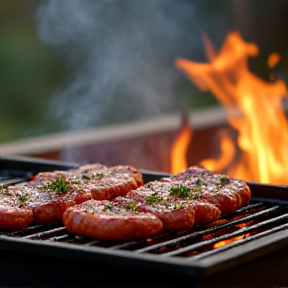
(1, 155, 288, 287)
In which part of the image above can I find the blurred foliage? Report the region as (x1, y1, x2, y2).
(1, 0, 288, 144)
(0, 0, 222, 143)
(0, 0, 65, 143)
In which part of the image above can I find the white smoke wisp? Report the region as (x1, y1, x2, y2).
(36, 0, 211, 132)
(33, 0, 235, 165)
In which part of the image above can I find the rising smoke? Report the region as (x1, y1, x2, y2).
(36, 0, 229, 132)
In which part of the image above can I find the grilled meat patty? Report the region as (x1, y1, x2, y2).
(9, 181, 93, 223)
(171, 166, 251, 215)
(28, 164, 144, 223)
(63, 187, 196, 237)
(0, 186, 33, 230)
(62, 199, 163, 240)
(34, 163, 144, 200)
(124, 189, 196, 232)
(0, 164, 250, 236)
(63, 166, 250, 239)
(0, 164, 144, 229)
(85, 165, 144, 200)
(124, 166, 250, 230)
(126, 180, 221, 225)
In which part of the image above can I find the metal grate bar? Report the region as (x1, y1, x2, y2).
(24, 227, 68, 239)
(190, 222, 288, 261)
(21, 203, 281, 255)
(4, 222, 63, 237)
(234, 202, 264, 211)
(133, 205, 280, 254)
(0, 177, 31, 186)
(160, 212, 288, 257)
(48, 234, 70, 241)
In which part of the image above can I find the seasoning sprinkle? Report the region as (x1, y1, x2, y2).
(0, 186, 9, 195)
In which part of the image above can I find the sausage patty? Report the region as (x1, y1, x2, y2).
(0, 186, 33, 230)
(62, 199, 163, 240)
(126, 180, 221, 224)
(171, 166, 251, 215)
(0, 163, 144, 227)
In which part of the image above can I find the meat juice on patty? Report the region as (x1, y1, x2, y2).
(34, 163, 144, 200)
(126, 181, 221, 225)
(0, 164, 251, 237)
(62, 198, 163, 240)
(0, 185, 33, 230)
(63, 166, 251, 239)
(0, 164, 144, 229)
(171, 166, 251, 215)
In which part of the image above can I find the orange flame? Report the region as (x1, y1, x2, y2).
(175, 31, 288, 184)
(199, 130, 235, 173)
(267, 53, 281, 69)
(268, 53, 281, 81)
(170, 114, 192, 174)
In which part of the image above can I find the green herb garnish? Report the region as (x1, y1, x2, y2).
(104, 203, 113, 211)
(125, 201, 140, 212)
(82, 174, 91, 180)
(0, 186, 9, 195)
(196, 177, 204, 186)
(82, 172, 104, 181)
(216, 175, 229, 188)
(18, 195, 27, 202)
(145, 194, 163, 204)
(169, 186, 191, 197)
(95, 172, 105, 179)
(145, 183, 154, 189)
(46, 177, 68, 195)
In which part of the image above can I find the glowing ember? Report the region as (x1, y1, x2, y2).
(213, 234, 250, 249)
(267, 53, 281, 69)
(175, 31, 288, 184)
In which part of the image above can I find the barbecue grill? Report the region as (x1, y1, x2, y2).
(0, 155, 288, 288)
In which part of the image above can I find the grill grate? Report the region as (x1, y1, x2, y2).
(1, 155, 288, 286)
(2, 199, 288, 260)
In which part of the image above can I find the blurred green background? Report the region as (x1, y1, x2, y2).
(0, 0, 65, 142)
(1, 0, 288, 144)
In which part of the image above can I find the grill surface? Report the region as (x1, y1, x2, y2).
(1, 155, 288, 288)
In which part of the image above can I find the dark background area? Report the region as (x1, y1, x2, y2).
(1, 0, 288, 144)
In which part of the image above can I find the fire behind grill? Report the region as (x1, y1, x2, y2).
(1, 155, 288, 288)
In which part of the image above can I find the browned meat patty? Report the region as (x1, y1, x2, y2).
(1, 163, 144, 226)
(171, 166, 251, 215)
(62, 199, 163, 240)
(62, 166, 251, 239)
(8, 181, 93, 223)
(138, 200, 195, 232)
(33, 163, 144, 200)
(0, 186, 33, 230)
(189, 199, 222, 224)
(28, 163, 143, 222)
(126, 180, 221, 224)
(85, 165, 144, 200)
(116, 191, 195, 232)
